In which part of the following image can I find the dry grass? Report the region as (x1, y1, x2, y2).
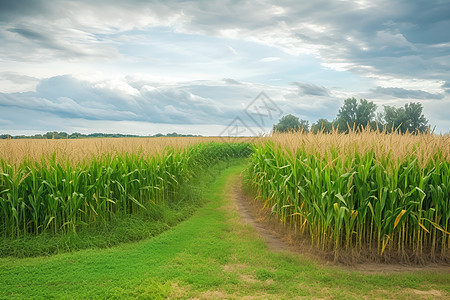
(262, 129, 450, 168)
(0, 137, 251, 165)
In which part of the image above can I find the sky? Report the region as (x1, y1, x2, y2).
(0, 0, 449, 136)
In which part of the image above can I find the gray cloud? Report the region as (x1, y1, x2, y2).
(223, 78, 242, 85)
(0, 72, 39, 84)
(1, 0, 448, 80)
(293, 82, 330, 97)
(0, 74, 346, 132)
(5, 27, 87, 58)
(282, 92, 341, 121)
(370, 86, 444, 100)
(0, 74, 448, 134)
(442, 81, 450, 94)
(0, 0, 51, 21)
(0, 75, 243, 126)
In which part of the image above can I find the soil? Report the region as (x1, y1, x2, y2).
(232, 175, 450, 274)
(233, 183, 291, 253)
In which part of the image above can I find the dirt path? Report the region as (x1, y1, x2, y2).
(233, 178, 292, 252)
(232, 175, 450, 274)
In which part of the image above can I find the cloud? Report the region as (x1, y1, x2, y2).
(0, 74, 344, 132)
(0, 74, 448, 134)
(0, 72, 39, 84)
(223, 78, 242, 85)
(0, 118, 13, 125)
(0, 75, 245, 126)
(227, 46, 238, 55)
(0, 1, 449, 134)
(294, 82, 331, 97)
(442, 82, 450, 94)
(260, 57, 280, 62)
(1, 0, 448, 81)
(370, 86, 444, 100)
(1, 22, 118, 62)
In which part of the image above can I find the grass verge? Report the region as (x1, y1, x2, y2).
(0, 162, 449, 299)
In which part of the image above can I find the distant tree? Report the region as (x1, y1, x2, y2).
(154, 133, 164, 137)
(335, 98, 377, 132)
(404, 102, 429, 133)
(44, 131, 69, 139)
(273, 114, 309, 133)
(45, 131, 57, 139)
(69, 132, 85, 139)
(298, 119, 309, 133)
(0, 134, 12, 139)
(88, 133, 103, 138)
(58, 132, 68, 139)
(382, 102, 429, 133)
(311, 118, 333, 133)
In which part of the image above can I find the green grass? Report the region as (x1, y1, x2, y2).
(0, 163, 448, 299)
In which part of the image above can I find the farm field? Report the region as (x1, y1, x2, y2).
(2, 1, 450, 298)
(0, 134, 449, 299)
(1, 164, 449, 299)
(247, 131, 450, 264)
(0, 137, 250, 256)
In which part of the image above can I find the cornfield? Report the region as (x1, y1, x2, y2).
(246, 130, 450, 262)
(0, 138, 251, 238)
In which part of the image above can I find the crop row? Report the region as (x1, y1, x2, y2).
(246, 136, 449, 262)
(0, 142, 251, 238)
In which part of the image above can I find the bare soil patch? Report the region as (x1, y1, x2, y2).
(233, 176, 450, 274)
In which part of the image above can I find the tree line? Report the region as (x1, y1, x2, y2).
(0, 132, 201, 139)
(273, 99, 430, 134)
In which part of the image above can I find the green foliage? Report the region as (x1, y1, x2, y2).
(246, 141, 450, 261)
(273, 114, 309, 133)
(335, 98, 377, 132)
(0, 132, 202, 139)
(0, 142, 251, 239)
(310, 118, 334, 133)
(0, 159, 247, 258)
(382, 102, 429, 133)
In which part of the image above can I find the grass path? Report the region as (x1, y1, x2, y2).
(1, 163, 449, 299)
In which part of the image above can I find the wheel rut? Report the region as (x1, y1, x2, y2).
(232, 177, 292, 252)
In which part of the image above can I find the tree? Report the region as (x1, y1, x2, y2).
(69, 132, 85, 139)
(311, 118, 334, 133)
(382, 102, 428, 133)
(335, 98, 377, 132)
(273, 114, 309, 133)
(405, 102, 429, 133)
(45, 131, 57, 139)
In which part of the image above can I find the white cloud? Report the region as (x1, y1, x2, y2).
(260, 57, 280, 62)
(227, 45, 238, 55)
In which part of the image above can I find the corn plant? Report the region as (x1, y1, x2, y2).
(0, 142, 251, 238)
(246, 131, 450, 261)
